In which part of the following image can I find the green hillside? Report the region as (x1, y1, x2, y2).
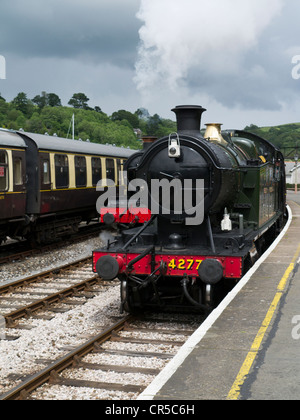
(0, 91, 299, 154)
(0, 92, 176, 150)
(244, 123, 300, 153)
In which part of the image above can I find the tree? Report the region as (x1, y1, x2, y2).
(12, 92, 33, 116)
(68, 93, 90, 109)
(135, 107, 150, 121)
(47, 93, 62, 107)
(32, 91, 47, 109)
(147, 113, 161, 135)
(32, 92, 62, 109)
(111, 110, 139, 128)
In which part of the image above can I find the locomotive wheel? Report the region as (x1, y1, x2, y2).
(120, 280, 130, 313)
(205, 285, 212, 305)
(120, 279, 139, 314)
(207, 280, 228, 307)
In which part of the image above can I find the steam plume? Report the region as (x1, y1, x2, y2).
(134, 0, 284, 101)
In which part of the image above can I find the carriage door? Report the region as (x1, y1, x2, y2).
(0, 150, 8, 192)
(0, 150, 8, 219)
(12, 150, 26, 216)
(40, 153, 51, 191)
(39, 153, 51, 214)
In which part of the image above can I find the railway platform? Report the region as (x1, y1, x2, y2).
(139, 197, 300, 400)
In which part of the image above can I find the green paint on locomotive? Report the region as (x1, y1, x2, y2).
(225, 132, 284, 231)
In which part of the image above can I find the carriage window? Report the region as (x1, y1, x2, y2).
(105, 158, 115, 182)
(43, 160, 50, 184)
(13, 158, 22, 185)
(92, 157, 102, 186)
(0, 151, 8, 191)
(55, 154, 69, 188)
(75, 156, 87, 187)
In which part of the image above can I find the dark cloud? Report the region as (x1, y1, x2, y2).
(0, 0, 300, 127)
(0, 0, 140, 67)
(185, 35, 300, 112)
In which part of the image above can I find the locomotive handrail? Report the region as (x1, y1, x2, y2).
(121, 215, 157, 251)
(126, 245, 155, 270)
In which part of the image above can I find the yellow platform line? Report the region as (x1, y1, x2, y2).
(227, 243, 300, 400)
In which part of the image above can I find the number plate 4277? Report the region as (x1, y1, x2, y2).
(168, 258, 203, 272)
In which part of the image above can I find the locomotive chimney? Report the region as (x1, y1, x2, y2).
(171, 105, 206, 137)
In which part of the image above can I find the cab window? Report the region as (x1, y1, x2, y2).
(0, 151, 8, 191)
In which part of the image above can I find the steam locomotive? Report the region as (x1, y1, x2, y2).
(93, 105, 286, 313)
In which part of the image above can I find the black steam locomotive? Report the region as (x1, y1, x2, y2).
(93, 105, 286, 313)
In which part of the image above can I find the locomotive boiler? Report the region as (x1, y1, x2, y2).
(93, 105, 286, 313)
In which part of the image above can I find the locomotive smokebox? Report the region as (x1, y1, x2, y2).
(172, 105, 206, 137)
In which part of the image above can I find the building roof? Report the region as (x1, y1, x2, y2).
(290, 164, 300, 173)
(286, 161, 300, 174)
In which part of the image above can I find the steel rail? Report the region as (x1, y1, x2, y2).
(0, 256, 92, 295)
(3, 274, 100, 326)
(0, 256, 100, 325)
(0, 315, 134, 400)
(0, 223, 103, 265)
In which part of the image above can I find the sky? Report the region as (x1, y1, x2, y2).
(0, 0, 300, 129)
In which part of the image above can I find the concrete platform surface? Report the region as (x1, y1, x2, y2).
(139, 200, 300, 400)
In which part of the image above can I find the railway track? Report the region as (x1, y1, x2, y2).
(0, 221, 285, 400)
(0, 256, 108, 333)
(0, 314, 200, 400)
(0, 222, 104, 266)
(0, 255, 203, 400)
